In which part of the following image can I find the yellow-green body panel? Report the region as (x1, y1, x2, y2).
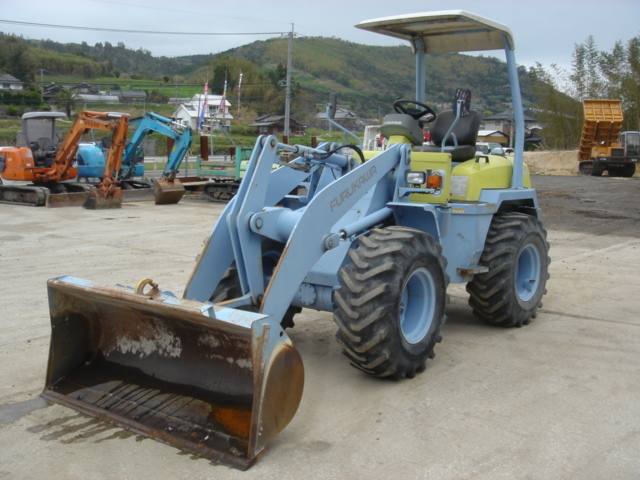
(450, 155, 531, 201)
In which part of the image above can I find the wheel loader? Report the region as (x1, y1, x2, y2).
(42, 11, 550, 470)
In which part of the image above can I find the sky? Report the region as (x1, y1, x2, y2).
(1, 0, 639, 72)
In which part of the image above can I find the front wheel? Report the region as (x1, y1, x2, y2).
(333, 227, 449, 379)
(466, 213, 550, 327)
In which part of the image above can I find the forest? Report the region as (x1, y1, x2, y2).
(0, 31, 639, 150)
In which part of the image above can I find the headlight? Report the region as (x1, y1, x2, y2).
(406, 171, 426, 185)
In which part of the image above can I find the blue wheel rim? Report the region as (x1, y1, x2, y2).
(399, 267, 436, 344)
(515, 243, 541, 302)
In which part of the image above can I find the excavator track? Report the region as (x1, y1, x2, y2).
(0, 183, 94, 207)
(0, 184, 48, 206)
(202, 180, 239, 202)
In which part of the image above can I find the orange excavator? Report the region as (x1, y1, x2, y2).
(82, 113, 129, 209)
(0, 110, 129, 207)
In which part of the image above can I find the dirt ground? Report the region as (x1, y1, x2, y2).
(1, 153, 639, 479)
(525, 151, 640, 237)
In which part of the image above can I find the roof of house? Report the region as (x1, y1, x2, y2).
(484, 109, 535, 122)
(109, 90, 147, 98)
(249, 114, 301, 126)
(173, 103, 234, 120)
(0, 74, 22, 83)
(478, 129, 508, 138)
(190, 94, 230, 107)
(316, 107, 360, 120)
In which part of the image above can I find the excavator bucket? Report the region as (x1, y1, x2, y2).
(41, 276, 304, 470)
(154, 178, 186, 205)
(83, 187, 123, 209)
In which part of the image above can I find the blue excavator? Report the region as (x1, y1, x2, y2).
(119, 112, 194, 205)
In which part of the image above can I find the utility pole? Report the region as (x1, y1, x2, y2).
(284, 24, 293, 141)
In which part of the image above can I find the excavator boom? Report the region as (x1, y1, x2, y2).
(83, 113, 130, 209)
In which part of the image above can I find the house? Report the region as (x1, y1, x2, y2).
(42, 83, 119, 103)
(481, 109, 542, 147)
(482, 109, 537, 138)
(0, 74, 23, 91)
(70, 83, 99, 95)
(109, 90, 147, 104)
(42, 83, 66, 101)
(477, 129, 510, 145)
(315, 107, 363, 130)
(249, 114, 305, 136)
(172, 94, 232, 132)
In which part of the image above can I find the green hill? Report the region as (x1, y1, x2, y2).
(1, 32, 532, 120)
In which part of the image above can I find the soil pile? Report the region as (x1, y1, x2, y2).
(524, 150, 579, 176)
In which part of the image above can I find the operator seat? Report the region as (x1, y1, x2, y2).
(33, 137, 55, 166)
(419, 89, 480, 162)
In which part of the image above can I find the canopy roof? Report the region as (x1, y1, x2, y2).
(355, 10, 515, 54)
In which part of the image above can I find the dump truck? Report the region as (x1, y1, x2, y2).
(42, 11, 550, 470)
(0, 111, 128, 207)
(578, 99, 639, 177)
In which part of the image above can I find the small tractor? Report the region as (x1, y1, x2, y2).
(578, 99, 640, 177)
(41, 11, 549, 470)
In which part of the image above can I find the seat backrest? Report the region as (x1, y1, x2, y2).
(429, 110, 480, 147)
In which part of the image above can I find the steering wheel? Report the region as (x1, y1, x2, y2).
(393, 99, 437, 124)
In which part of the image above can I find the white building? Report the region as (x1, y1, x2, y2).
(172, 94, 233, 132)
(0, 74, 24, 91)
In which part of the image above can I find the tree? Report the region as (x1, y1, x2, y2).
(54, 89, 79, 117)
(570, 36, 605, 100)
(528, 63, 582, 149)
(529, 34, 640, 147)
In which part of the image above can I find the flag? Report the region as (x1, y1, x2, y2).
(219, 79, 227, 118)
(237, 70, 243, 115)
(198, 82, 208, 129)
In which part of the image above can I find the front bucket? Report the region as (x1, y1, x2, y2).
(83, 187, 122, 209)
(154, 178, 186, 205)
(42, 276, 304, 470)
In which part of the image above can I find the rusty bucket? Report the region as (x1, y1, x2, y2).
(154, 178, 185, 205)
(42, 276, 304, 470)
(82, 186, 123, 209)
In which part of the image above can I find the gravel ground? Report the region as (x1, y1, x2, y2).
(532, 174, 640, 237)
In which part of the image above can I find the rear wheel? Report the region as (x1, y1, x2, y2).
(333, 227, 449, 379)
(466, 213, 550, 327)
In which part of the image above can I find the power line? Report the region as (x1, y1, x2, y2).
(0, 19, 285, 36)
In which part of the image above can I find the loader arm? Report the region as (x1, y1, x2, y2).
(35, 111, 129, 183)
(185, 135, 410, 324)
